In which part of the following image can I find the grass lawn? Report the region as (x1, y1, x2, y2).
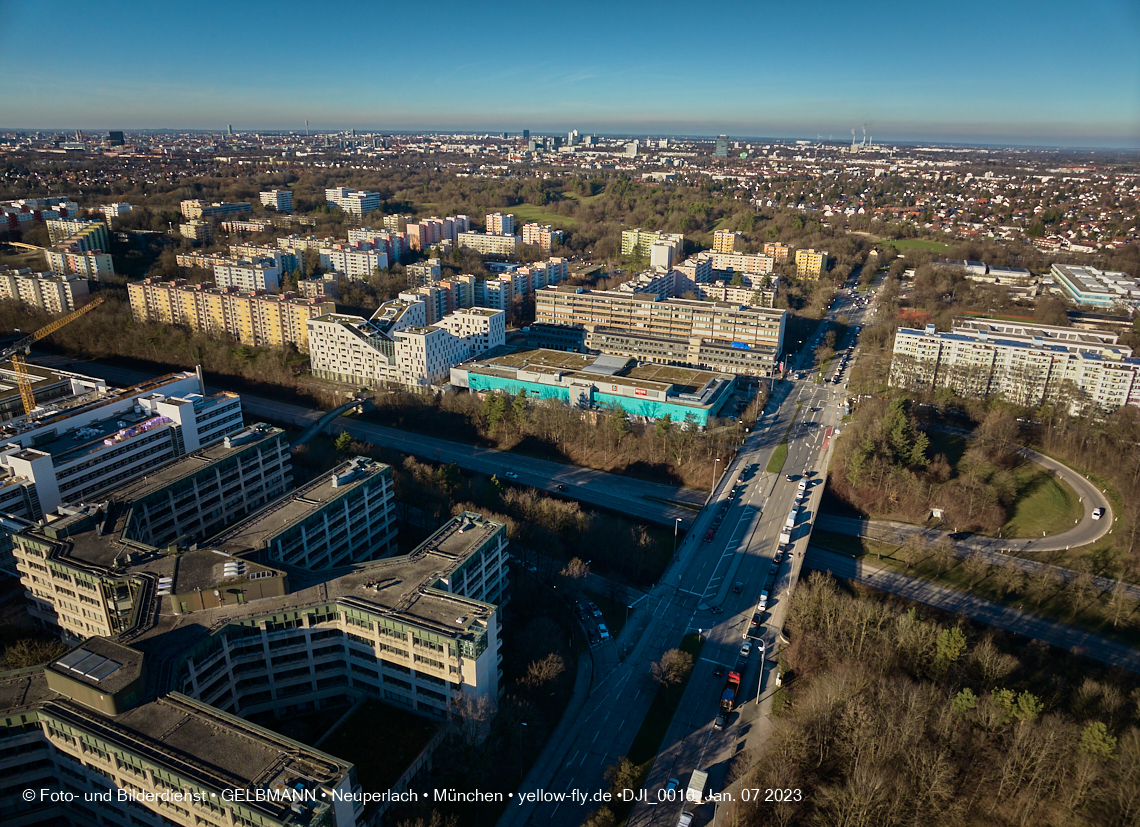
(879, 238, 954, 252)
(504, 204, 579, 228)
(319, 699, 439, 793)
(765, 403, 800, 474)
(612, 633, 705, 824)
(810, 530, 1140, 648)
(1002, 463, 1083, 538)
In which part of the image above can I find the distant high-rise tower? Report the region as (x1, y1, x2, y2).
(714, 134, 730, 158)
(305, 119, 309, 137)
(227, 124, 233, 135)
(522, 129, 530, 140)
(107, 130, 124, 146)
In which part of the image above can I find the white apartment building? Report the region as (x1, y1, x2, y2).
(325, 188, 381, 215)
(100, 202, 132, 222)
(0, 372, 243, 516)
(179, 220, 213, 241)
(708, 251, 776, 275)
(228, 244, 300, 273)
(319, 245, 388, 279)
(213, 258, 281, 292)
(308, 301, 505, 389)
(44, 248, 114, 280)
(259, 189, 294, 213)
(486, 212, 515, 235)
(0, 271, 90, 314)
(457, 231, 520, 256)
(891, 322, 1140, 410)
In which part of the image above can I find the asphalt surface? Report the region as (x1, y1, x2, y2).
(804, 547, 1140, 674)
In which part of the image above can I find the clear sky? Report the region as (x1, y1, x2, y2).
(2, 0, 1139, 148)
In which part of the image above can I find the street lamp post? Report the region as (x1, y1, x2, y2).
(712, 457, 721, 490)
(672, 517, 682, 562)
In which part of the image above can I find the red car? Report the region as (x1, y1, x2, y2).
(704, 529, 715, 543)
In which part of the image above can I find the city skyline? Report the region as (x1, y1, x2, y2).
(1, 0, 1138, 148)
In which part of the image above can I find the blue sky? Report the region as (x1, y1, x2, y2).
(2, 0, 1139, 148)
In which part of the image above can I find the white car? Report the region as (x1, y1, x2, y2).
(1092, 507, 1105, 520)
(740, 641, 752, 657)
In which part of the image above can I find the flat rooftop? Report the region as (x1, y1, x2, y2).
(47, 637, 143, 696)
(208, 457, 389, 555)
(126, 514, 504, 662)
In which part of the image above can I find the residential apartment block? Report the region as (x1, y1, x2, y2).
(457, 231, 520, 256)
(324, 188, 380, 216)
(890, 321, 1140, 410)
(319, 245, 387, 280)
(259, 189, 294, 213)
(127, 279, 333, 351)
(763, 242, 791, 263)
(707, 251, 776, 276)
(521, 223, 563, 252)
(220, 219, 273, 234)
(44, 248, 114, 280)
(100, 202, 132, 223)
(229, 245, 300, 274)
(0, 270, 90, 314)
(486, 212, 515, 236)
(308, 301, 505, 389)
(713, 229, 742, 253)
(179, 200, 252, 220)
(213, 258, 281, 292)
(179, 220, 213, 242)
(46, 219, 109, 250)
(620, 229, 684, 260)
(795, 248, 828, 278)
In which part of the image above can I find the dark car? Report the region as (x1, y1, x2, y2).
(732, 581, 743, 594)
(704, 529, 715, 543)
(948, 532, 970, 541)
(555, 483, 569, 492)
(713, 664, 725, 677)
(587, 630, 600, 646)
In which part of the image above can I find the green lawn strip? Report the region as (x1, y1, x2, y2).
(611, 633, 705, 824)
(503, 204, 579, 228)
(879, 238, 953, 252)
(1026, 444, 1124, 518)
(1001, 463, 1084, 538)
(810, 530, 1140, 648)
(765, 402, 801, 474)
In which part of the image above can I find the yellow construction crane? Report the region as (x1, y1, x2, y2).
(4, 297, 105, 415)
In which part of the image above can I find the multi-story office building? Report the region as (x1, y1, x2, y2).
(457, 231, 519, 256)
(534, 286, 786, 376)
(319, 245, 387, 280)
(763, 242, 791, 263)
(521, 223, 563, 251)
(795, 248, 828, 279)
(179, 220, 213, 242)
(213, 258, 281, 292)
(621, 229, 684, 260)
(179, 200, 252, 220)
(308, 302, 505, 389)
(0, 371, 242, 517)
(713, 229, 742, 253)
(1050, 263, 1140, 309)
(127, 280, 333, 351)
(486, 212, 515, 236)
(324, 188, 380, 216)
(259, 189, 294, 213)
(46, 219, 109, 249)
(0, 270, 90, 314)
(715, 134, 730, 158)
(890, 321, 1140, 410)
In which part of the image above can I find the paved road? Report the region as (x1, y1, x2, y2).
(28, 354, 703, 529)
(804, 547, 1140, 674)
(817, 514, 1140, 602)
